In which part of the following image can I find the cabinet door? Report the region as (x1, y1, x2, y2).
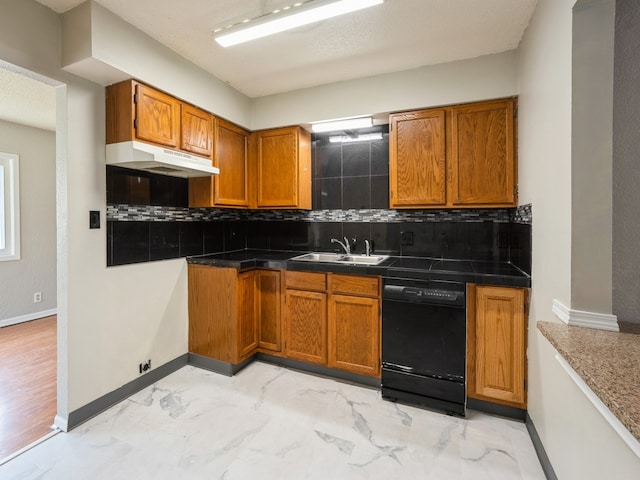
(449, 99, 517, 206)
(215, 119, 250, 207)
(237, 271, 258, 359)
(181, 103, 213, 158)
(470, 285, 526, 407)
(389, 109, 446, 208)
(255, 127, 300, 208)
(328, 294, 380, 377)
(256, 270, 281, 351)
(284, 289, 327, 364)
(188, 265, 238, 362)
(134, 83, 179, 148)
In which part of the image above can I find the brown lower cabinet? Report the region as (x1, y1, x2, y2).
(256, 269, 282, 352)
(188, 265, 257, 364)
(284, 288, 328, 364)
(328, 294, 380, 377)
(283, 271, 381, 377)
(188, 265, 381, 378)
(467, 284, 527, 409)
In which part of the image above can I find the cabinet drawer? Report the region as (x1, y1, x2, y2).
(285, 271, 326, 291)
(330, 275, 380, 298)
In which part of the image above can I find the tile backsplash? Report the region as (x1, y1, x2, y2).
(106, 151, 532, 273)
(107, 215, 530, 273)
(312, 126, 389, 210)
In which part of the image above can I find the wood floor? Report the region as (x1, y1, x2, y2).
(0, 316, 57, 460)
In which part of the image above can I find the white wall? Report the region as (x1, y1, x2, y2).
(0, 0, 192, 422)
(250, 51, 518, 130)
(517, 0, 573, 322)
(519, 0, 640, 477)
(532, 332, 640, 478)
(0, 120, 56, 322)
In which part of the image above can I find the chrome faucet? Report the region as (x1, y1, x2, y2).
(331, 237, 351, 254)
(364, 239, 371, 256)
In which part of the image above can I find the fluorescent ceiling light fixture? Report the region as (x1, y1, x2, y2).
(311, 116, 373, 133)
(329, 132, 383, 143)
(215, 0, 384, 47)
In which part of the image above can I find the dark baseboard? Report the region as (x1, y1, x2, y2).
(466, 397, 526, 421)
(255, 353, 381, 388)
(187, 352, 253, 376)
(67, 353, 188, 431)
(526, 413, 558, 480)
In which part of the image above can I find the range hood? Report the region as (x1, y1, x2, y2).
(106, 141, 219, 178)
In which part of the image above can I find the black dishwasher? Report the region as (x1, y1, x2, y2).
(381, 277, 467, 416)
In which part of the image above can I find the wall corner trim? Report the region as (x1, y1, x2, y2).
(552, 299, 619, 331)
(53, 415, 68, 432)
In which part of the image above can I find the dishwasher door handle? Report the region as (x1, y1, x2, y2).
(383, 362, 414, 373)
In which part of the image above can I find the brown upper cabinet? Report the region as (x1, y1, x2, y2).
(389, 97, 517, 208)
(106, 79, 214, 161)
(181, 102, 214, 158)
(189, 118, 250, 208)
(389, 109, 446, 207)
(254, 126, 312, 210)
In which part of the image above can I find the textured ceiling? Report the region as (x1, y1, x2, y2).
(5, 0, 537, 131)
(33, 0, 538, 98)
(0, 67, 56, 132)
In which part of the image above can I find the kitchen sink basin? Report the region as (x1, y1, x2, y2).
(290, 252, 389, 266)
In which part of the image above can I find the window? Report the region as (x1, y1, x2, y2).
(0, 152, 20, 261)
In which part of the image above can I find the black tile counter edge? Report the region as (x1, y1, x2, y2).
(186, 250, 531, 288)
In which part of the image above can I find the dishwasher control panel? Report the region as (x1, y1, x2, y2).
(382, 281, 465, 306)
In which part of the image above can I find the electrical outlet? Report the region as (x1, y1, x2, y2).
(33, 292, 42, 303)
(139, 359, 152, 374)
(400, 231, 414, 246)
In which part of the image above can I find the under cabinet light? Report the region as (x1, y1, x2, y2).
(311, 116, 372, 132)
(214, 0, 384, 47)
(329, 132, 382, 143)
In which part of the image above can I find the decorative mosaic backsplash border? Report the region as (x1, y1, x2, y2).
(107, 205, 514, 223)
(510, 204, 532, 224)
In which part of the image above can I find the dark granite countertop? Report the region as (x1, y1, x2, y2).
(538, 321, 640, 444)
(187, 249, 531, 287)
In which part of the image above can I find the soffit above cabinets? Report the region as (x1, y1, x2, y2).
(34, 0, 537, 98)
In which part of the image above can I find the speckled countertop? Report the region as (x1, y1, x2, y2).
(538, 321, 640, 443)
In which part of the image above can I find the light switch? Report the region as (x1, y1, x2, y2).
(90, 210, 100, 229)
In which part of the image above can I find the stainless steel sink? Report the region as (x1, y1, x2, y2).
(290, 252, 389, 266)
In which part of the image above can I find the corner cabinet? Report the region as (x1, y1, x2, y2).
(189, 118, 250, 208)
(188, 265, 256, 364)
(389, 97, 517, 209)
(106, 79, 213, 160)
(253, 126, 312, 210)
(467, 284, 527, 409)
(256, 269, 282, 352)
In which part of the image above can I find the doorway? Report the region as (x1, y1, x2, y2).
(0, 63, 59, 461)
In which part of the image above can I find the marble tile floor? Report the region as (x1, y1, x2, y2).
(0, 361, 545, 479)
